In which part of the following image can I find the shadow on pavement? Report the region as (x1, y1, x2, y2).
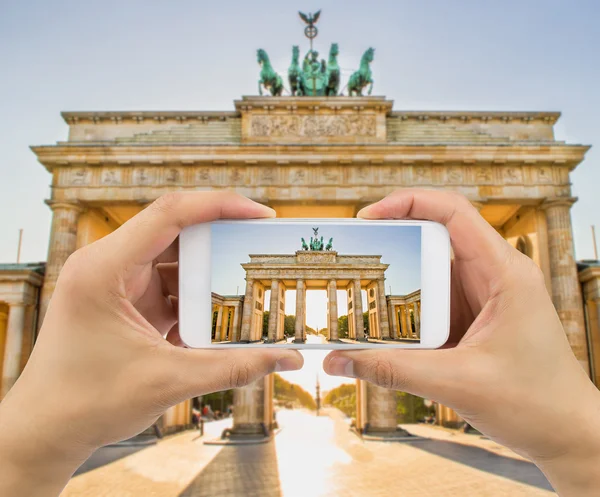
(178, 440, 283, 497)
(406, 439, 553, 491)
(74, 445, 146, 476)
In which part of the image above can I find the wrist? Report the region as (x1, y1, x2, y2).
(0, 381, 94, 496)
(533, 388, 600, 496)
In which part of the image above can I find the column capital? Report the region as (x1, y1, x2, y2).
(44, 200, 85, 213)
(540, 197, 578, 211)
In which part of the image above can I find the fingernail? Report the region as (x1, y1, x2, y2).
(356, 205, 373, 219)
(274, 356, 301, 372)
(326, 356, 355, 377)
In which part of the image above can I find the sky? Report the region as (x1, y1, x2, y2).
(1, 0, 599, 391)
(212, 223, 421, 328)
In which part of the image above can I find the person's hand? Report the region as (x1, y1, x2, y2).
(0, 191, 303, 497)
(323, 189, 600, 496)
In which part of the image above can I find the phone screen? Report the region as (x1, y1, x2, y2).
(210, 222, 421, 346)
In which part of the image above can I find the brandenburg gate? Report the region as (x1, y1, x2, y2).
(0, 93, 596, 434)
(211, 248, 421, 346)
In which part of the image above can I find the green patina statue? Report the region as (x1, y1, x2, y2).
(288, 46, 305, 96)
(324, 43, 340, 96)
(258, 12, 375, 97)
(300, 228, 334, 251)
(347, 47, 375, 96)
(257, 48, 283, 96)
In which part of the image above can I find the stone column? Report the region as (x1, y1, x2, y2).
(39, 202, 83, 328)
(231, 304, 241, 342)
(365, 383, 398, 433)
(231, 377, 267, 436)
(404, 305, 414, 338)
(413, 302, 421, 338)
(398, 306, 406, 337)
(377, 279, 390, 339)
(542, 198, 590, 373)
(1, 304, 26, 397)
(328, 280, 339, 341)
(294, 280, 305, 343)
(220, 307, 230, 341)
(215, 305, 223, 340)
(388, 303, 399, 339)
(240, 279, 254, 342)
(353, 279, 365, 341)
(267, 280, 280, 342)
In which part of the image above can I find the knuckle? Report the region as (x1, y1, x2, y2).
(152, 192, 184, 215)
(366, 356, 406, 390)
(228, 361, 253, 388)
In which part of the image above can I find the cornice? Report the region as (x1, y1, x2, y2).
(30, 143, 591, 172)
(61, 111, 239, 125)
(389, 110, 561, 125)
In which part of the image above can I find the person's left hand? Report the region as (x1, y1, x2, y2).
(0, 191, 303, 497)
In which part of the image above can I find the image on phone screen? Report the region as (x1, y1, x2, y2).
(210, 223, 421, 346)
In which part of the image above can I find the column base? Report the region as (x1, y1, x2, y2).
(327, 338, 343, 343)
(292, 338, 306, 344)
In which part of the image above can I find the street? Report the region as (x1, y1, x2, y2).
(62, 409, 554, 497)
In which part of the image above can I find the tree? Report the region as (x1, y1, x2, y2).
(338, 315, 348, 338)
(262, 310, 270, 337)
(284, 315, 295, 337)
(274, 374, 316, 409)
(396, 392, 435, 423)
(323, 383, 356, 417)
(363, 311, 370, 334)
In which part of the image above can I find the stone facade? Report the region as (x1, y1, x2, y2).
(0, 94, 590, 433)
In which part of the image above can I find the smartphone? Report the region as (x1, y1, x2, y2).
(179, 219, 450, 349)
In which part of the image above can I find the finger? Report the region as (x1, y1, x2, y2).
(134, 268, 176, 335)
(358, 189, 510, 266)
(323, 348, 467, 405)
(157, 263, 178, 298)
(164, 348, 304, 404)
(100, 191, 275, 268)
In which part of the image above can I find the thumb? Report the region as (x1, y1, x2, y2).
(323, 348, 466, 402)
(165, 347, 304, 404)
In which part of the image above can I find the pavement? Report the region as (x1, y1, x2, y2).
(62, 408, 555, 497)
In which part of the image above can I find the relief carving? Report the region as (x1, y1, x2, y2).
(413, 166, 432, 184)
(447, 166, 463, 184)
(230, 167, 244, 183)
(197, 167, 211, 182)
(134, 168, 150, 185)
(249, 114, 377, 138)
(165, 168, 181, 183)
(70, 168, 91, 185)
(503, 166, 523, 184)
(101, 170, 121, 185)
(475, 166, 493, 183)
(291, 168, 306, 184)
(537, 167, 552, 183)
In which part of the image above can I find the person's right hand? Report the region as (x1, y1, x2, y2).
(323, 189, 600, 496)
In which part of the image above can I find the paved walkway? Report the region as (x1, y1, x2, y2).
(62, 409, 555, 496)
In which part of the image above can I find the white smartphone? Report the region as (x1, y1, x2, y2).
(179, 219, 450, 349)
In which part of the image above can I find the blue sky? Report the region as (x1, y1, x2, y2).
(212, 223, 421, 328)
(1, 0, 599, 264)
